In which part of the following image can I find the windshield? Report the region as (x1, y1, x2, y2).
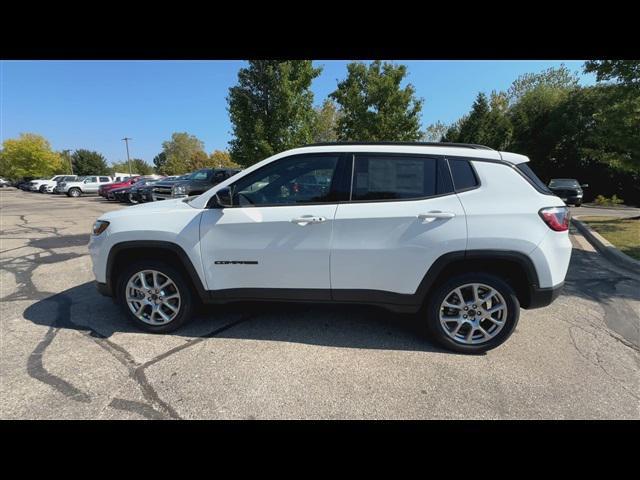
(549, 179, 580, 188)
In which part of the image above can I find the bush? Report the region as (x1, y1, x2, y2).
(594, 194, 624, 206)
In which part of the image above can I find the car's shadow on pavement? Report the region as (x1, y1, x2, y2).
(22, 282, 454, 354)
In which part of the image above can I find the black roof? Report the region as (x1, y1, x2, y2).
(303, 141, 495, 151)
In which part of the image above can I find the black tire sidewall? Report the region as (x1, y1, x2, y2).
(425, 273, 520, 354)
(116, 260, 194, 333)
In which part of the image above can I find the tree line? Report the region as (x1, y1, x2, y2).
(1, 60, 637, 203)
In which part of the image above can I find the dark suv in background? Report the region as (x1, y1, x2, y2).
(547, 178, 588, 206)
(155, 168, 240, 200)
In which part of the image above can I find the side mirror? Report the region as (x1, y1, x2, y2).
(581, 184, 589, 188)
(208, 187, 232, 208)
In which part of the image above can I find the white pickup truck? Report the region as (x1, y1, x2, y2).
(29, 175, 78, 193)
(56, 175, 113, 197)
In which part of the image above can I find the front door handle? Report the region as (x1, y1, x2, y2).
(417, 211, 456, 220)
(291, 215, 327, 226)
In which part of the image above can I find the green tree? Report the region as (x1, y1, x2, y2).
(228, 60, 322, 167)
(0, 133, 64, 179)
(313, 99, 341, 143)
(71, 149, 109, 176)
(330, 61, 423, 141)
(209, 150, 240, 169)
(161, 132, 207, 175)
(422, 121, 449, 142)
(153, 152, 167, 173)
(111, 158, 154, 176)
(507, 64, 579, 104)
(584, 60, 640, 88)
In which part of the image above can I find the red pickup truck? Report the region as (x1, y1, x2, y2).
(99, 177, 141, 199)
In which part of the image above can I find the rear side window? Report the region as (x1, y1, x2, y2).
(516, 163, 553, 194)
(99, 177, 110, 182)
(352, 155, 452, 201)
(448, 158, 479, 191)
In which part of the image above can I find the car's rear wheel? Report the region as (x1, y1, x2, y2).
(424, 273, 519, 354)
(117, 260, 194, 333)
(38, 185, 46, 193)
(67, 188, 81, 197)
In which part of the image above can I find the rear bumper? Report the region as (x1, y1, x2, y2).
(526, 282, 564, 309)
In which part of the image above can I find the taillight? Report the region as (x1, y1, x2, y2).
(539, 206, 570, 232)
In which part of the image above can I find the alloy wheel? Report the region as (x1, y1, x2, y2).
(125, 270, 181, 325)
(439, 283, 508, 345)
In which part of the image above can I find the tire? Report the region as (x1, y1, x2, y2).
(128, 193, 138, 204)
(574, 201, 582, 207)
(39, 185, 46, 193)
(67, 187, 81, 197)
(423, 273, 519, 354)
(116, 260, 194, 333)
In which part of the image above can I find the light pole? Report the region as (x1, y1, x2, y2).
(122, 137, 132, 176)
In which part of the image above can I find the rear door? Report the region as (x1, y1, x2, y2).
(83, 176, 100, 192)
(330, 153, 467, 298)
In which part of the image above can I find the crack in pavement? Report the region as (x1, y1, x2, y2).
(4, 212, 255, 419)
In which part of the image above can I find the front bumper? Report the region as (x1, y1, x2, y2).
(526, 282, 564, 309)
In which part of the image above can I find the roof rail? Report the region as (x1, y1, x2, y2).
(303, 141, 495, 151)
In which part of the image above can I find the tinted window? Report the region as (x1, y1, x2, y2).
(191, 170, 212, 181)
(449, 159, 479, 191)
(517, 163, 553, 194)
(231, 155, 340, 206)
(352, 155, 450, 201)
(99, 177, 110, 182)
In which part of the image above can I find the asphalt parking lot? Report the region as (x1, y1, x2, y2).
(1, 189, 638, 419)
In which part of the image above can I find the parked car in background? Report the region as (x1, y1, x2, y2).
(16, 177, 36, 190)
(150, 174, 192, 201)
(0, 177, 11, 188)
(99, 176, 141, 200)
(89, 142, 572, 353)
(30, 175, 78, 193)
(111, 177, 162, 204)
(137, 175, 181, 202)
(166, 168, 240, 199)
(547, 178, 588, 206)
(125, 177, 167, 203)
(58, 175, 113, 197)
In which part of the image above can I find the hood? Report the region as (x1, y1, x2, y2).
(98, 197, 191, 222)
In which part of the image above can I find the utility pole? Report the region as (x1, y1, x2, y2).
(122, 137, 132, 176)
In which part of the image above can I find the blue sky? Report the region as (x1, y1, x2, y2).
(1, 60, 596, 165)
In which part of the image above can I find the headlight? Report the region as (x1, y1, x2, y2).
(172, 185, 186, 196)
(92, 220, 110, 236)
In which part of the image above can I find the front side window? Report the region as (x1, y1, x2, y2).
(352, 155, 451, 201)
(85, 176, 97, 183)
(231, 154, 341, 206)
(190, 170, 212, 182)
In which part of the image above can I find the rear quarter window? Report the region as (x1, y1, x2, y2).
(516, 163, 553, 194)
(448, 158, 479, 191)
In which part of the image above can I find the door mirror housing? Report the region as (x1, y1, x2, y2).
(208, 187, 232, 208)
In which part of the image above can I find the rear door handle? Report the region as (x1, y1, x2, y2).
(417, 211, 456, 220)
(291, 215, 327, 225)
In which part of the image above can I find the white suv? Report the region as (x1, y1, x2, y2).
(89, 143, 572, 353)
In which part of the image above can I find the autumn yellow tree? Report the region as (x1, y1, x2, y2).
(0, 133, 64, 179)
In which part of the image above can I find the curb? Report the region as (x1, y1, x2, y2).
(581, 204, 639, 211)
(572, 217, 640, 273)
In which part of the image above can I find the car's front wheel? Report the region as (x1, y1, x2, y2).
(424, 273, 519, 354)
(67, 188, 81, 197)
(39, 185, 46, 193)
(128, 193, 138, 204)
(117, 260, 194, 333)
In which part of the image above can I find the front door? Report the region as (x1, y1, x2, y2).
(199, 153, 349, 298)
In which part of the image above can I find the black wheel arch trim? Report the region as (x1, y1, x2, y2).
(103, 244, 547, 311)
(105, 240, 208, 302)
